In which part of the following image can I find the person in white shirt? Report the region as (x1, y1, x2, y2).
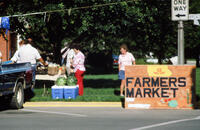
(61, 43, 75, 75)
(17, 39, 47, 81)
(61, 42, 69, 65)
(11, 40, 24, 63)
(118, 44, 135, 96)
(66, 47, 75, 75)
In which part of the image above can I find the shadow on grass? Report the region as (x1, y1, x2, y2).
(35, 80, 54, 89)
(114, 90, 120, 95)
(85, 65, 119, 75)
(121, 98, 125, 108)
(114, 90, 125, 108)
(84, 79, 120, 88)
(24, 89, 35, 102)
(35, 79, 120, 89)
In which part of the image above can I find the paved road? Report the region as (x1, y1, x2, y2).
(0, 107, 200, 130)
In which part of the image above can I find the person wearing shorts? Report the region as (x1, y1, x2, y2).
(118, 44, 135, 96)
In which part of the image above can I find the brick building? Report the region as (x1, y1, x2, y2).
(0, 32, 17, 62)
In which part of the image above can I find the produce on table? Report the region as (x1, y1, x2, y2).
(66, 75, 77, 86)
(55, 77, 67, 86)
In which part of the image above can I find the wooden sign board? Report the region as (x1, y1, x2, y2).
(125, 65, 196, 109)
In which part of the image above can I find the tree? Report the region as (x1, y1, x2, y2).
(1, 0, 199, 68)
(135, 0, 177, 63)
(185, 0, 200, 66)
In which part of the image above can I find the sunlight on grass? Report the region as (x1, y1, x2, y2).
(31, 67, 200, 102)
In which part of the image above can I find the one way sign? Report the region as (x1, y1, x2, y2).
(172, 0, 189, 21)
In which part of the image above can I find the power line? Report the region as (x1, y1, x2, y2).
(2, 0, 135, 18)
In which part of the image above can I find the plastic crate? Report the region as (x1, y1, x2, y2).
(63, 86, 79, 99)
(51, 85, 64, 99)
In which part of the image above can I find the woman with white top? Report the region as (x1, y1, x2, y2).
(61, 43, 75, 75)
(118, 44, 135, 96)
(61, 42, 69, 65)
(66, 45, 75, 76)
(72, 44, 86, 96)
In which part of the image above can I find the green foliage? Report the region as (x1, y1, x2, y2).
(185, 0, 200, 60)
(0, 0, 199, 64)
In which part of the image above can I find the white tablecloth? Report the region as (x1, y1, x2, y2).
(36, 74, 66, 81)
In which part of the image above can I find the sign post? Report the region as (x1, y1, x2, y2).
(178, 21, 184, 65)
(172, 0, 189, 65)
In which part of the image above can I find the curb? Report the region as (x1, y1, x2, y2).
(24, 102, 122, 107)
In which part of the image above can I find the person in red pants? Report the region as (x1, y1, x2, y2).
(72, 44, 86, 96)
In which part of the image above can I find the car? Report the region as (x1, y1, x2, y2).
(0, 62, 34, 109)
(112, 54, 119, 65)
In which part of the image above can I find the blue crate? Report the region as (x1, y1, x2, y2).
(51, 85, 64, 99)
(76, 85, 79, 96)
(63, 86, 79, 99)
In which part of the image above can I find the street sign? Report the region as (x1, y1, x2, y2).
(172, 0, 189, 21)
(189, 14, 200, 25)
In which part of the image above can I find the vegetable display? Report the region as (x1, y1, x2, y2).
(66, 75, 77, 86)
(55, 77, 67, 86)
(55, 76, 77, 86)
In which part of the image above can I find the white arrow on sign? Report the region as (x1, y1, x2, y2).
(189, 14, 200, 26)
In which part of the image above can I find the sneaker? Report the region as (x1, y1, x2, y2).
(120, 94, 124, 96)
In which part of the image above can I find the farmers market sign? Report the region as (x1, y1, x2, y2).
(125, 65, 196, 109)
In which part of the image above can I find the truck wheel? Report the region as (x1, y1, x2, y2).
(10, 82, 24, 109)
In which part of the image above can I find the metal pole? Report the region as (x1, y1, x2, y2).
(178, 21, 184, 65)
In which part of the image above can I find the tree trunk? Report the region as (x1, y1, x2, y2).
(53, 42, 62, 65)
(105, 50, 113, 73)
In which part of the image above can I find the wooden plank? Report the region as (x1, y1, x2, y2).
(125, 65, 196, 109)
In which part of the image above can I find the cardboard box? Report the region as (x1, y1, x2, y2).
(48, 66, 58, 75)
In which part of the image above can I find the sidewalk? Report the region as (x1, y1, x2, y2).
(24, 102, 122, 107)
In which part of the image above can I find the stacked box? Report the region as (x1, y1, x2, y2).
(63, 86, 79, 99)
(51, 85, 64, 99)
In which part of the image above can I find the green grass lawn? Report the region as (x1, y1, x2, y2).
(30, 67, 200, 102)
(31, 87, 122, 102)
(30, 74, 122, 102)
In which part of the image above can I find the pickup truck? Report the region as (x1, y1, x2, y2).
(0, 62, 34, 109)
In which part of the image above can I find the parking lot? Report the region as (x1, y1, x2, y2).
(1, 106, 200, 130)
